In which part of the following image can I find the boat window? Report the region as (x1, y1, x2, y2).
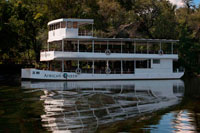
(73, 22, 78, 28)
(49, 22, 64, 31)
(153, 59, 160, 64)
(61, 21, 66, 28)
(67, 21, 73, 28)
(56, 23, 59, 29)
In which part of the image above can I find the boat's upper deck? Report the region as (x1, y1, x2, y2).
(41, 38, 179, 61)
(45, 18, 179, 61)
(48, 18, 94, 42)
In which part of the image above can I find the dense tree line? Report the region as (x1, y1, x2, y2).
(0, 0, 200, 74)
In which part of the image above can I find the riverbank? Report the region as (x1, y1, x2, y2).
(0, 64, 34, 85)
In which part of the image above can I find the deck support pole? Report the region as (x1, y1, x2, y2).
(92, 40, 94, 53)
(47, 62, 49, 70)
(92, 24, 94, 36)
(106, 60, 109, 71)
(92, 60, 94, 74)
(62, 60, 64, 72)
(121, 60, 123, 74)
(134, 60, 136, 73)
(61, 39, 64, 72)
(62, 39, 64, 51)
(171, 42, 173, 54)
(121, 41, 123, 53)
(77, 60, 80, 68)
(147, 42, 149, 54)
(160, 42, 162, 50)
(78, 40, 79, 52)
(134, 41, 136, 53)
(47, 42, 49, 51)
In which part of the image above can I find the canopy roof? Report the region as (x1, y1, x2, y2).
(48, 18, 94, 25)
(64, 37, 179, 43)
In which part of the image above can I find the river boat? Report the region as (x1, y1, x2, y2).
(21, 18, 184, 80)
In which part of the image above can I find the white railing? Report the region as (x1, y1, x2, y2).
(174, 67, 185, 73)
(78, 30, 92, 36)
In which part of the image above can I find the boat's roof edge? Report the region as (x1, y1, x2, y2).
(48, 18, 94, 25)
(63, 37, 179, 43)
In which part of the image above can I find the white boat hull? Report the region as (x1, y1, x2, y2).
(21, 68, 184, 80)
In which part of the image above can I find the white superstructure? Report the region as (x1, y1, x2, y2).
(21, 18, 184, 80)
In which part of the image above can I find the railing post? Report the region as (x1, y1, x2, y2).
(147, 42, 149, 54)
(171, 42, 174, 54)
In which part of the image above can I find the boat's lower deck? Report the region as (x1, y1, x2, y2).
(21, 69, 184, 81)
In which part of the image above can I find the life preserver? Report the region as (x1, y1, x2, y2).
(63, 73, 68, 79)
(105, 49, 111, 55)
(75, 68, 81, 74)
(158, 50, 163, 55)
(105, 68, 111, 74)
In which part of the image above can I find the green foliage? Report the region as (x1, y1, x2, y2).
(0, 0, 46, 64)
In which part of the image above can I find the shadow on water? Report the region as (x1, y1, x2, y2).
(0, 86, 46, 132)
(0, 78, 199, 132)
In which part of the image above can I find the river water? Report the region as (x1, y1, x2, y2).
(0, 78, 199, 132)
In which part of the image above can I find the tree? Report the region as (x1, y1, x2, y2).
(0, 0, 46, 64)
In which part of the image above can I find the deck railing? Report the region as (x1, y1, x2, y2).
(173, 67, 185, 73)
(78, 30, 92, 36)
(42, 49, 178, 55)
(63, 69, 134, 74)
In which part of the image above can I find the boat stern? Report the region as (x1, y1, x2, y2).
(21, 68, 33, 79)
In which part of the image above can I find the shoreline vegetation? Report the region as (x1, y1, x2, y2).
(0, 0, 200, 75)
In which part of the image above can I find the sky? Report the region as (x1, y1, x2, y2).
(169, 0, 200, 8)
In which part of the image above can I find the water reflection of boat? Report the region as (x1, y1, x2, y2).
(21, 80, 184, 132)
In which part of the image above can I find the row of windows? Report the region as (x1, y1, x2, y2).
(49, 21, 78, 31)
(153, 59, 160, 64)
